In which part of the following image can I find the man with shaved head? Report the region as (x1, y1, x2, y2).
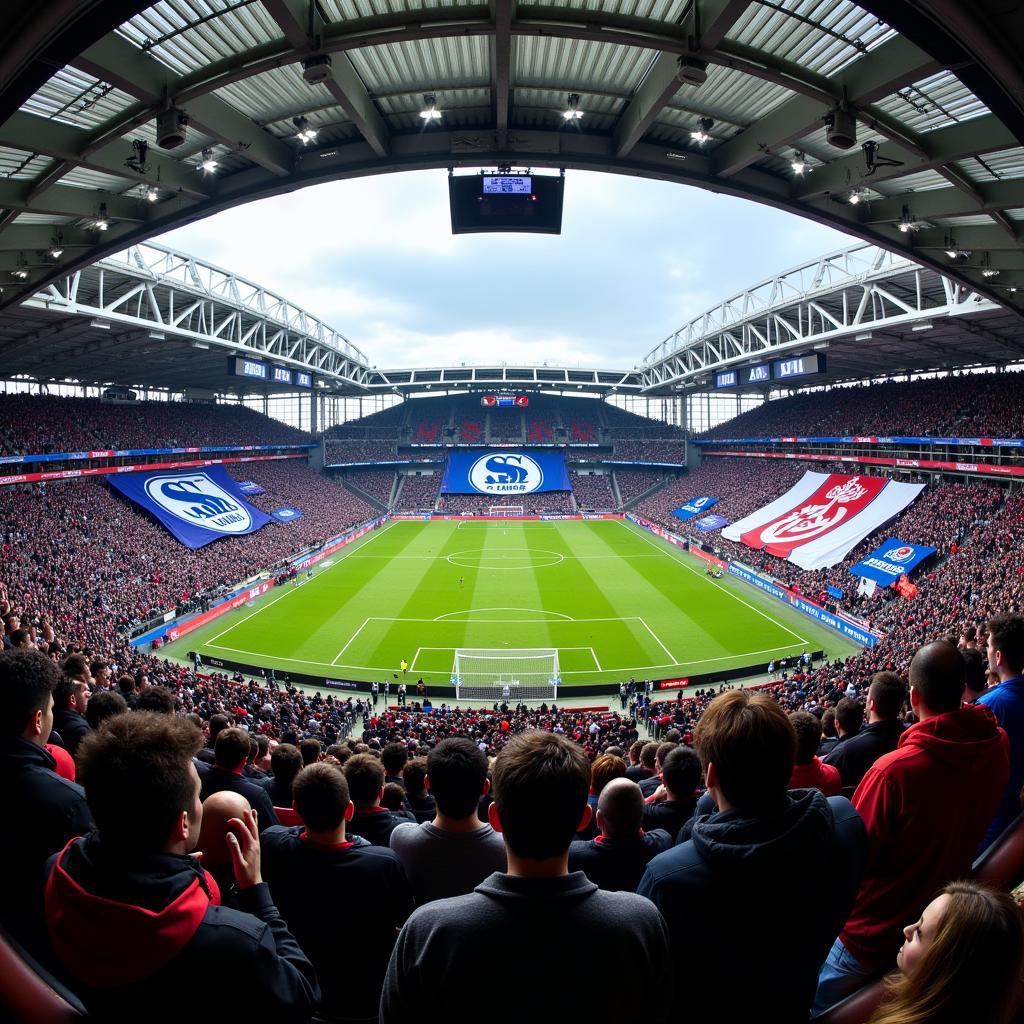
(814, 640, 1010, 1014)
(569, 777, 672, 891)
(198, 790, 252, 905)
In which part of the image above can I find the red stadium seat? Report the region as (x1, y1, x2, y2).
(274, 806, 302, 826)
(973, 808, 1024, 889)
(0, 926, 88, 1022)
(816, 978, 887, 1024)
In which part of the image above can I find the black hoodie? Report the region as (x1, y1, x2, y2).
(44, 835, 319, 1022)
(639, 789, 866, 1022)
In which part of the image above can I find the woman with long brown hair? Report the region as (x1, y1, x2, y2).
(868, 880, 1024, 1024)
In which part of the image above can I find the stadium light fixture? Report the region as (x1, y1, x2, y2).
(981, 253, 999, 278)
(47, 234, 64, 259)
(790, 152, 807, 175)
(146, 185, 159, 202)
(419, 95, 442, 122)
(562, 94, 583, 121)
(897, 205, 917, 233)
(847, 188, 869, 205)
(198, 148, 218, 173)
(982, 268, 1000, 279)
(293, 116, 318, 144)
(690, 117, 714, 145)
(12, 254, 28, 279)
(93, 203, 109, 231)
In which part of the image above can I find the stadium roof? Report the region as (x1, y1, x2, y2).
(1, 0, 1024, 393)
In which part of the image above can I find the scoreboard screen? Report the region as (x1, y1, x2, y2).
(481, 394, 529, 408)
(772, 352, 827, 381)
(714, 353, 826, 388)
(449, 173, 564, 234)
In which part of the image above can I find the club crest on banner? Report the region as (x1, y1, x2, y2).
(758, 477, 869, 546)
(469, 453, 545, 494)
(887, 545, 916, 563)
(143, 473, 254, 533)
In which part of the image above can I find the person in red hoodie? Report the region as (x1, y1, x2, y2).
(43, 711, 319, 1022)
(788, 711, 842, 797)
(813, 640, 1010, 1015)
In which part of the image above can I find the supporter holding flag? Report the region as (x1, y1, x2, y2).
(43, 712, 319, 1021)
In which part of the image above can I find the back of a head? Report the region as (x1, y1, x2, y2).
(136, 686, 175, 715)
(872, 881, 1024, 1024)
(909, 641, 966, 715)
(381, 782, 406, 811)
(402, 757, 428, 798)
(198, 790, 252, 867)
(962, 648, 988, 696)
(381, 742, 408, 775)
(988, 614, 1024, 677)
(208, 714, 230, 743)
(491, 731, 590, 860)
(215, 726, 251, 770)
(76, 712, 203, 854)
(271, 743, 303, 784)
(61, 653, 89, 684)
(660, 745, 702, 797)
(834, 697, 864, 735)
(293, 763, 350, 833)
(343, 752, 385, 806)
(789, 712, 823, 765)
(869, 672, 906, 720)
(299, 738, 321, 766)
(640, 741, 659, 769)
(426, 738, 488, 819)
(0, 648, 58, 736)
(655, 741, 678, 768)
(596, 778, 645, 838)
(694, 690, 796, 813)
(85, 690, 128, 730)
(590, 753, 626, 796)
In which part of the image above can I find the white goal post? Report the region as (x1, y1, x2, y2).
(453, 648, 560, 700)
(487, 505, 525, 516)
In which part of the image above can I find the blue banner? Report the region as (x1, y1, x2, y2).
(672, 496, 718, 522)
(108, 466, 272, 549)
(271, 507, 303, 523)
(695, 514, 730, 532)
(440, 450, 571, 495)
(826, 585, 845, 599)
(691, 436, 1024, 449)
(238, 481, 265, 495)
(850, 538, 936, 586)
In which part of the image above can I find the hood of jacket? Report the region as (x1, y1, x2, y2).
(898, 703, 1003, 768)
(45, 835, 221, 987)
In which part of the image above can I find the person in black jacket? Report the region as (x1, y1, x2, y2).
(0, 650, 93, 950)
(200, 726, 279, 831)
(51, 654, 92, 756)
(344, 753, 412, 846)
(824, 671, 906, 789)
(642, 744, 702, 836)
(259, 742, 303, 809)
(569, 778, 672, 891)
(43, 711, 319, 1022)
(639, 690, 867, 1024)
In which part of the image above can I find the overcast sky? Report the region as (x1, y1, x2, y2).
(157, 169, 853, 371)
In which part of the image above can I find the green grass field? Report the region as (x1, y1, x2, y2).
(165, 519, 858, 687)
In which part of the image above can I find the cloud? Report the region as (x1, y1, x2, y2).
(157, 169, 855, 369)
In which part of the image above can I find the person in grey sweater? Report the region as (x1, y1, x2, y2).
(381, 731, 671, 1023)
(390, 738, 506, 904)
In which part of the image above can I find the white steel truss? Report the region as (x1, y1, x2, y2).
(24, 241, 375, 389)
(640, 242, 1002, 392)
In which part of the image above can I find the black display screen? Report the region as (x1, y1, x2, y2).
(449, 173, 564, 234)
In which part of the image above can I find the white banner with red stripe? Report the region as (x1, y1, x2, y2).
(721, 471, 924, 570)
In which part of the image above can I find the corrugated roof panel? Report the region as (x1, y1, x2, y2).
(513, 87, 622, 119)
(882, 168, 951, 192)
(59, 167, 138, 192)
(932, 214, 1002, 228)
(526, 0, 687, 20)
(954, 148, 1024, 183)
(117, 0, 282, 78)
(873, 70, 991, 134)
(378, 87, 491, 118)
(214, 65, 332, 122)
(388, 104, 491, 131)
(0, 150, 57, 181)
(323, 0, 458, 19)
(687, 62, 792, 126)
(263, 105, 353, 137)
(349, 35, 490, 94)
(20, 68, 138, 130)
(516, 37, 655, 94)
(12, 213, 76, 226)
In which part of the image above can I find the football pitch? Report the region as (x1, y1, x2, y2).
(167, 519, 858, 687)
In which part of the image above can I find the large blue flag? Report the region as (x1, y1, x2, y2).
(672, 496, 718, 522)
(850, 538, 936, 586)
(108, 466, 272, 549)
(441, 450, 571, 495)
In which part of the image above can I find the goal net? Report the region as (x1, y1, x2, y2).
(487, 505, 525, 516)
(453, 648, 559, 700)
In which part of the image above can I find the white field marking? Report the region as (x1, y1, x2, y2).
(203, 521, 396, 647)
(331, 618, 371, 665)
(433, 607, 574, 621)
(637, 617, 678, 664)
(445, 548, 565, 569)
(347, 552, 664, 560)
(338, 615, 645, 624)
(410, 648, 424, 671)
(589, 647, 602, 671)
(617, 520, 809, 645)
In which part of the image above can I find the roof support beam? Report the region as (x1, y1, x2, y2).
(262, 0, 390, 159)
(861, 180, 1024, 224)
(491, 0, 515, 136)
(713, 36, 939, 178)
(797, 114, 1017, 199)
(685, 0, 753, 51)
(0, 180, 148, 222)
(72, 35, 295, 178)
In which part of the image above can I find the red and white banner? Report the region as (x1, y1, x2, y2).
(722, 471, 924, 570)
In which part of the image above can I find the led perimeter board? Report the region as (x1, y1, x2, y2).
(449, 173, 565, 234)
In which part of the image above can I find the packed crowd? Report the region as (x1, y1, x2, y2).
(394, 474, 440, 510)
(614, 469, 665, 504)
(324, 440, 398, 463)
(570, 472, 615, 509)
(700, 371, 1024, 440)
(612, 440, 687, 462)
(0, 394, 309, 455)
(340, 470, 395, 505)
